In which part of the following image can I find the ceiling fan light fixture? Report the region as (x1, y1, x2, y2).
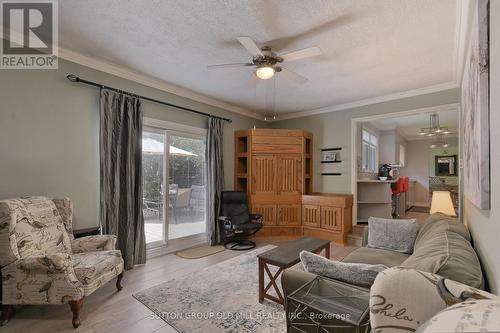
(255, 65, 275, 80)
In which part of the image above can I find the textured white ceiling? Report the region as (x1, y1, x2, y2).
(368, 109, 459, 140)
(59, 0, 458, 116)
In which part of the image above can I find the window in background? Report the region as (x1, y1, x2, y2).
(362, 129, 378, 173)
(399, 144, 406, 167)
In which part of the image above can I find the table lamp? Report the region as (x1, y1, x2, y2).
(430, 191, 456, 216)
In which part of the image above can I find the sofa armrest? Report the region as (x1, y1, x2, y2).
(281, 269, 317, 301)
(1, 254, 84, 304)
(71, 234, 117, 253)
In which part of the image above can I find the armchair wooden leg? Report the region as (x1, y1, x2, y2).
(116, 272, 124, 291)
(1, 305, 13, 326)
(68, 298, 84, 329)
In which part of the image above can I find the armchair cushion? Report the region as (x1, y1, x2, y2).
(232, 222, 262, 231)
(220, 191, 251, 225)
(71, 250, 123, 295)
(2, 197, 73, 260)
(1, 253, 84, 304)
(71, 235, 117, 253)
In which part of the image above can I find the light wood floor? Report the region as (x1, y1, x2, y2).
(2, 238, 357, 333)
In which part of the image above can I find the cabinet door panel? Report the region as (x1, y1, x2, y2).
(277, 205, 301, 226)
(277, 155, 302, 195)
(320, 206, 343, 231)
(302, 205, 320, 227)
(251, 155, 276, 195)
(253, 204, 276, 226)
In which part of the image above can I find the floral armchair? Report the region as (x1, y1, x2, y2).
(0, 197, 124, 328)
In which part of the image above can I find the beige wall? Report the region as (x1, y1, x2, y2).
(398, 137, 459, 207)
(0, 58, 265, 230)
(400, 140, 432, 206)
(463, 0, 500, 294)
(272, 89, 460, 194)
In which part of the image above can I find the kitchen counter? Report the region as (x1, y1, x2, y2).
(356, 179, 396, 183)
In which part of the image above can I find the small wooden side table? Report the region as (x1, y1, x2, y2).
(257, 237, 330, 305)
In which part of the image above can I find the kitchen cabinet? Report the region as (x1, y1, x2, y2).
(379, 130, 407, 167)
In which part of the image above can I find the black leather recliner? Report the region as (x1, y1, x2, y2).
(218, 191, 263, 250)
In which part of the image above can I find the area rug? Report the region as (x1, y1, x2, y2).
(134, 245, 287, 333)
(175, 245, 225, 259)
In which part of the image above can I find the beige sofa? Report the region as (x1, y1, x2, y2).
(282, 213, 484, 304)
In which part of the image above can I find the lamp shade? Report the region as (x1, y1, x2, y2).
(430, 191, 456, 216)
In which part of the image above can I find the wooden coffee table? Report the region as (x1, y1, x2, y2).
(257, 237, 330, 305)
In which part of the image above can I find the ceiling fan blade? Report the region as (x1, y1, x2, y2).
(280, 67, 308, 84)
(279, 46, 322, 62)
(237, 36, 263, 57)
(207, 63, 254, 70)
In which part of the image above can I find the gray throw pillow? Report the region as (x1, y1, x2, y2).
(367, 217, 420, 254)
(299, 251, 387, 287)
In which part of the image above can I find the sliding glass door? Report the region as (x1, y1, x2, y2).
(168, 134, 206, 239)
(142, 129, 167, 247)
(142, 124, 207, 248)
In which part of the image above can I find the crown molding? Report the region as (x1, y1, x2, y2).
(275, 82, 460, 121)
(58, 47, 262, 120)
(351, 103, 459, 122)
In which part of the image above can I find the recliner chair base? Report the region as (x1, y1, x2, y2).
(224, 239, 256, 251)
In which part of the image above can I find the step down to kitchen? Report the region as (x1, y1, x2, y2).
(347, 224, 367, 247)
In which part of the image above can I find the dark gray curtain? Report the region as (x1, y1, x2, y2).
(100, 89, 146, 269)
(206, 117, 225, 245)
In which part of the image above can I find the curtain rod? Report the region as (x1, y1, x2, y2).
(66, 74, 232, 123)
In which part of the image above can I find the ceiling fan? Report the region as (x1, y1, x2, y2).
(207, 36, 322, 83)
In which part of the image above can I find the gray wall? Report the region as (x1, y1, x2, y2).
(463, 1, 500, 294)
(0, 58, 265, 230)
(272, 89, 460, 194)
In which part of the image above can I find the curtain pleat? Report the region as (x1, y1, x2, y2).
(100, 89, 146, 269)
(206, 117, 225, 245)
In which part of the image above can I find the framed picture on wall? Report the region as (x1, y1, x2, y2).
(322, 151, 337, 162)
(461, 0, 490, 209)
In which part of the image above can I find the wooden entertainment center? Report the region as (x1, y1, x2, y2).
(234, 129, 353, 244)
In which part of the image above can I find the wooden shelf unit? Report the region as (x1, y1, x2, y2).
(234, 129, 313, 237)
(234, 132, 249, 192)
(234, 129, 354, 244)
